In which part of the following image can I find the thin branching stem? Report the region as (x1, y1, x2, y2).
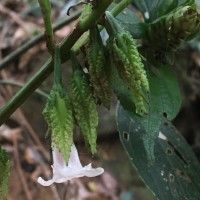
(0, 81, 48, 98)
(0, 11, 81, 70)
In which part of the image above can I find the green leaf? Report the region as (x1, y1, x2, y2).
(138, 64, 181, 160)
(0, 147, 10, 199)
(133, 0, 194, 22)
(196, 0, 200, 7)
(116, 7, 147, 38)
(113, 63, 181, 160)
(43, 84, 74, 161)
(149, 64, 181, 120)
(117, 105, 200, 200)
(178, 0, 195, 6)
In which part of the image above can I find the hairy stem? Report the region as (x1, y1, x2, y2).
(38, 0, 55, 55)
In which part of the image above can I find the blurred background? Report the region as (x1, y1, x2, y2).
(0, 0, 200, 199)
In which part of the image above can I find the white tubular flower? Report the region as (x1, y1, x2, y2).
(37, 144, 104, 186)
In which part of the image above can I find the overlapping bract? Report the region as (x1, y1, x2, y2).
(86, 26, 113, 108)
(106, 11, 149, 115)
(71, 53, 98, 154)
(43, 84, 74, 162)
(146, 5, 200, 50)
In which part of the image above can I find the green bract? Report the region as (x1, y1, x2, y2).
(71, 53, 98, 154)
(43, 84, 74, 162)
(0, 147, 10, 198)
(146, 5, 200, 50)
(106, 11, 149, 115)
(86, 26, 112, 109)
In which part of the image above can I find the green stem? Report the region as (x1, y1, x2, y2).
(38, 0, 55, 55)
(54, 44, 62, 85)
(0, 11, 81, 70)
(111, 0, 133, 16)
(0, 81, 48, 98)
(70, 50, 81, 72)
(0, 0, 131, 125)
(0, 58, 52, 124)
(60, 0, 114, 61)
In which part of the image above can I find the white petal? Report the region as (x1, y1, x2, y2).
(68, 144, 82, 169)
(37, 177, 54, 186)
(158, 132, 167, 140)
(82, 167, 104, 177)
(52, 147, 66, 168)
(38, 144, 104, 187)
(83, 163, 92, 170)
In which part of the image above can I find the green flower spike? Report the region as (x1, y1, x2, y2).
(86, 25, 113, 109)
(70, 51, 98, 154)
(106, 11, 149, 115)
(43, 45, 74, 162)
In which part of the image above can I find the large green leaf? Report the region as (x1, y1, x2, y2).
(113, 63, 181, 160)
(117, 105, 200, 200)
(137, 64, 181, 160)
(116, 7, 147, 38)
(148, 64, 181, 120)
(195, 0, 200, 7)
(133, 0, 193, 22)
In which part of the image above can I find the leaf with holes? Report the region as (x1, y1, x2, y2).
(138, 63, 181, 160)
(114, 63, 181, 160)
(117, 105, 200, 200)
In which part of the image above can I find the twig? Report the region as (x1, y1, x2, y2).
(0, 4, 28, 32)
(0, 80, 48, 98)
(0, 71, 50, 161)
(0, 11, 81, 70)
(13, 138, 33, 200)
(16, 110, 51, 161)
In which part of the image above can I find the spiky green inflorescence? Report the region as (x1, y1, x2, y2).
(43, 84, 74, 162)
(146, 5, 200, 50)
(86, 26, 113, 108)
(71, 53, 98, 154)
(106, 11, 149, 115)
(0, 147, 10, 199)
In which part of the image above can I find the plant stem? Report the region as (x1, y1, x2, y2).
(0, 81, 48, 98)
(0, 58, 52, 125)
(54, 44, 62, 85)
(0, 0, 131, 125)
(38, 0, 55, 55)
(60, 0, 113, 61)
(111, 0, 133, 16)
